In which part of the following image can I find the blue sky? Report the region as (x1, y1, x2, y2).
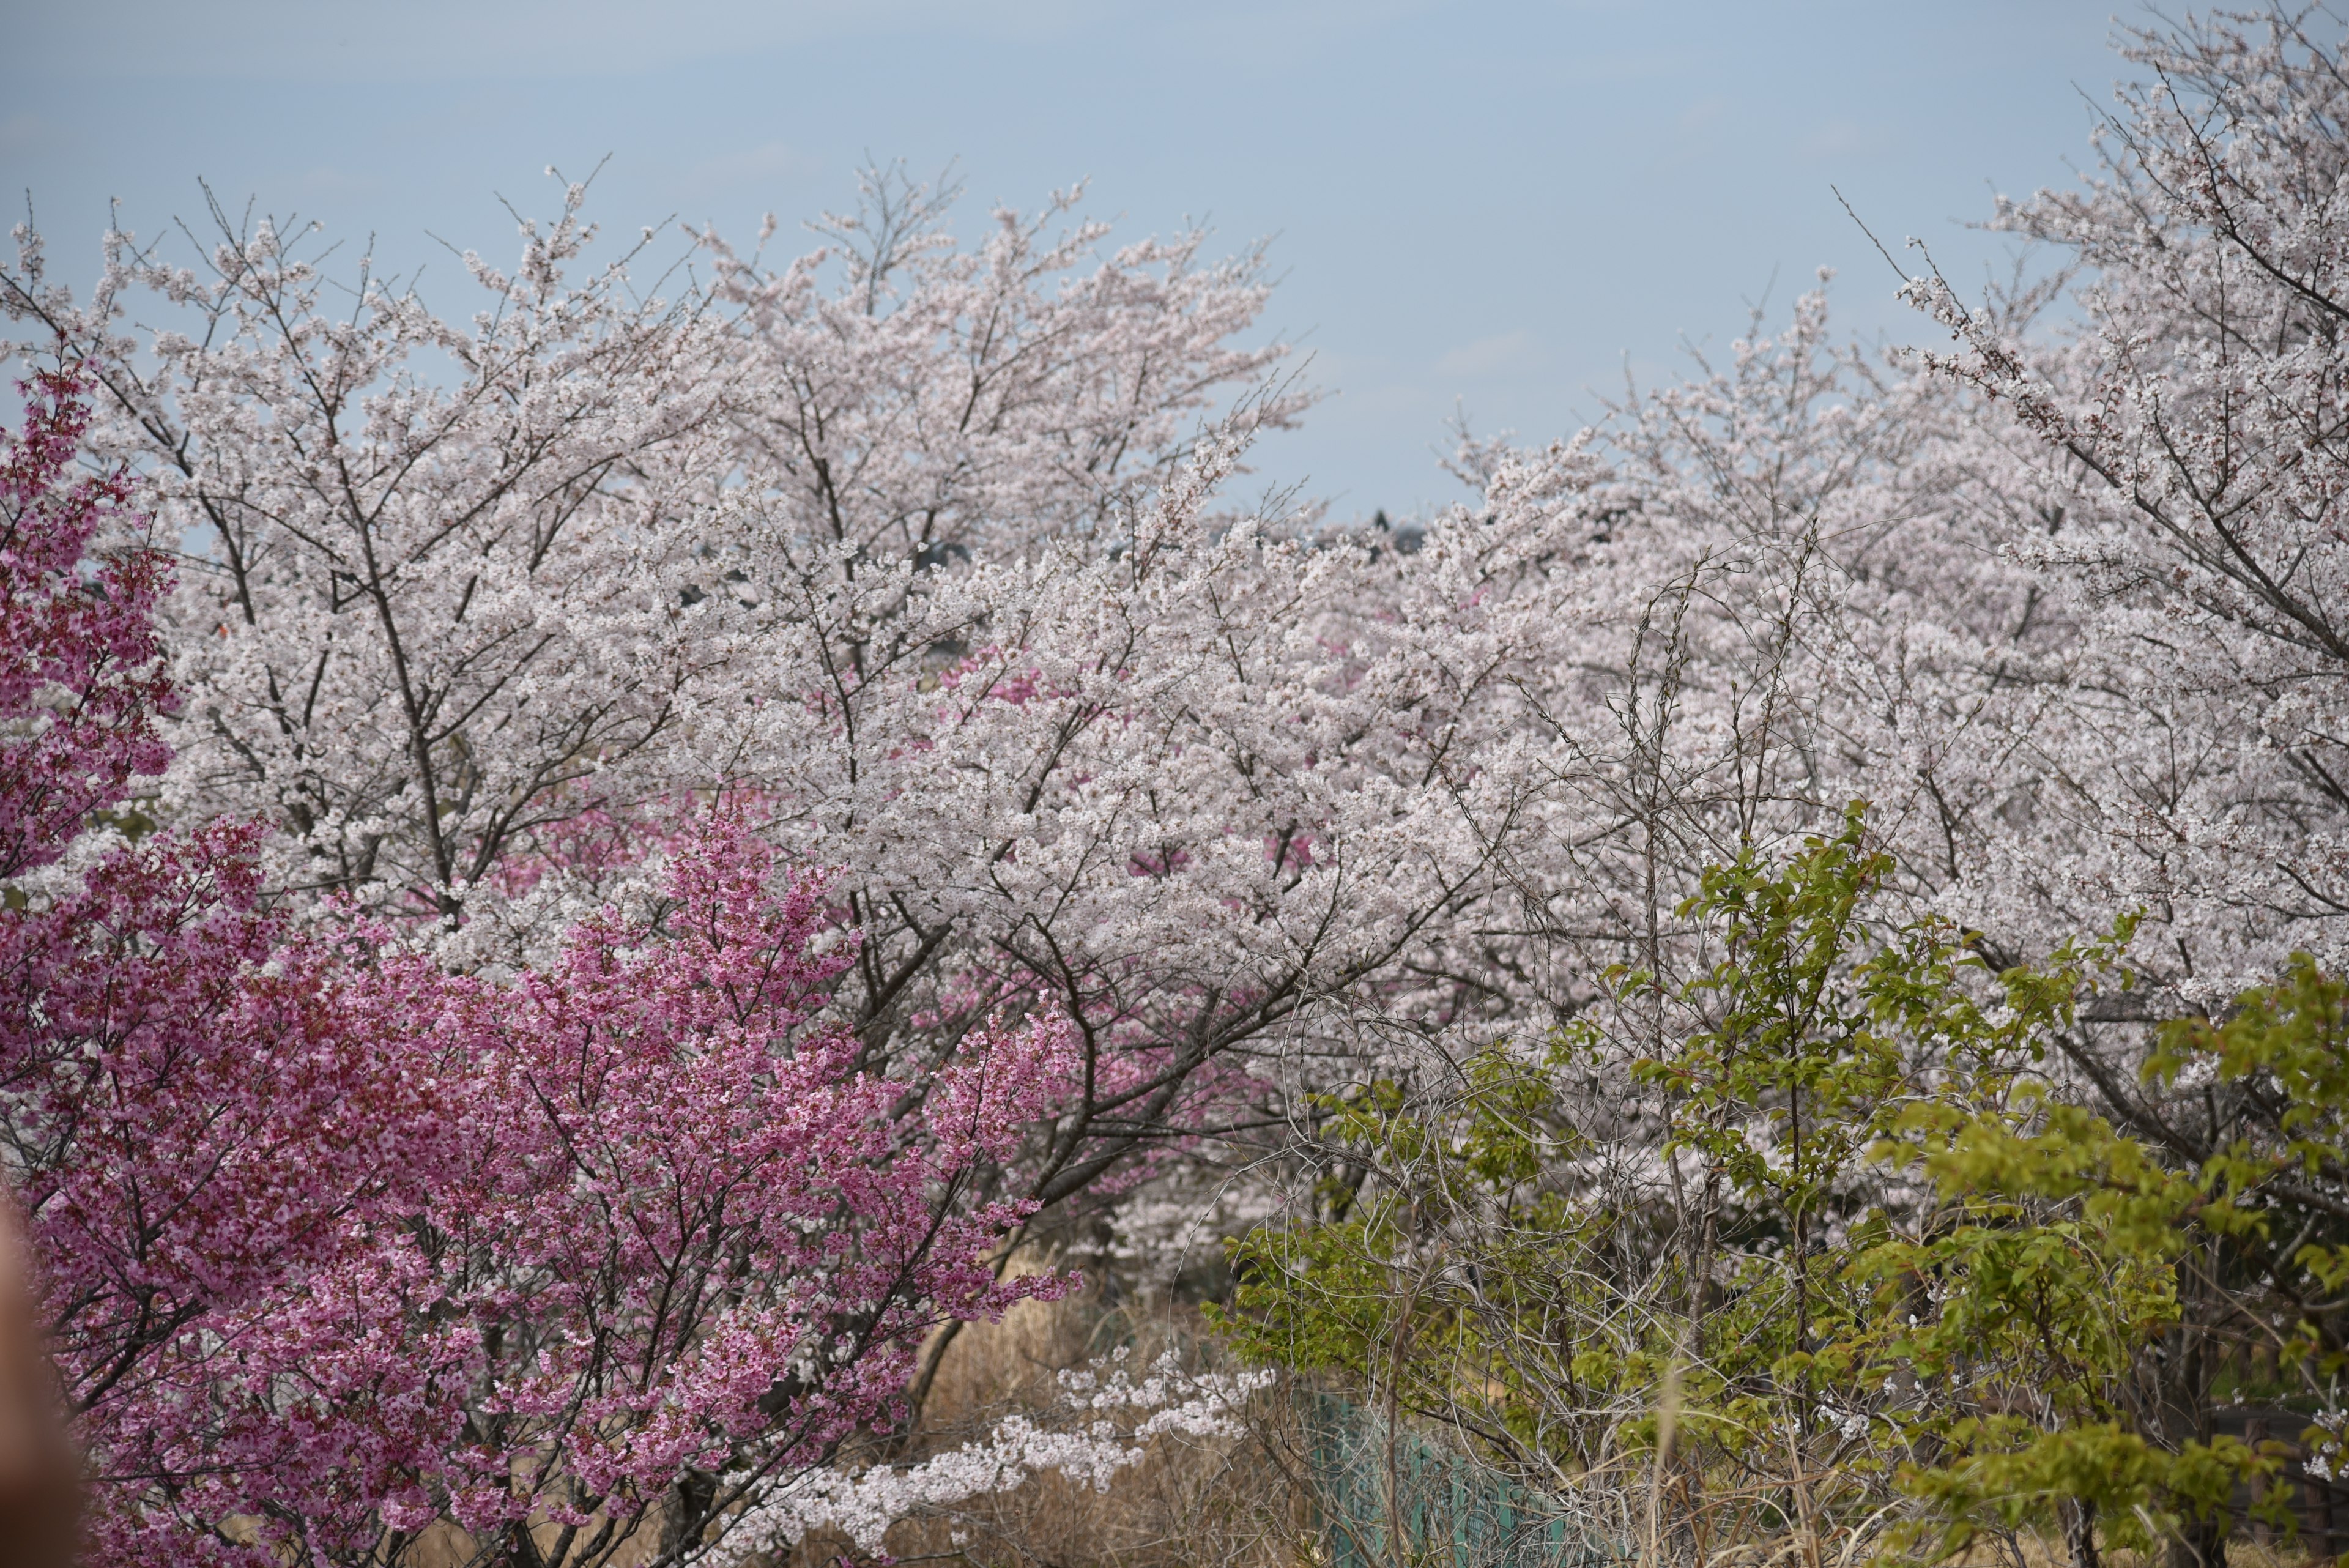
(4, 0, 2127, 515)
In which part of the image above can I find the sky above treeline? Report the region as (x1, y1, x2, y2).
(5, 0, 2126, 516)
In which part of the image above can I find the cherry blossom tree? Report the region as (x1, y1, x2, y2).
(0, 367, 171, 877)
(159, 822, 1083, 1568)
(3, 184, 746, 918)
(1858, 18, 2349, 1542)
(704, 162, 1307, 565)
(1, 174, 1497, 1281)
(1897, 6, 2349, 1000)
(0, 378, 1091, 1567)
(0, 372, 434, 1561)
(0, 170, 1300, 925)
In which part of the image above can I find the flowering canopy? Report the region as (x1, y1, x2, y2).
(6, 12, 2349, 1561)
(0, 379, 1083, 1567)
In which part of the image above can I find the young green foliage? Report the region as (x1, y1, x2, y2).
(1218, 805, 2344, 1568)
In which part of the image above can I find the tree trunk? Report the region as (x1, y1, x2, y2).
(2063, 1496, 2099, 1568)
(2165, 1511, 2227, 1568)
(2156, 1247, 2226, 1568)
(661, 1468, 718, 1559)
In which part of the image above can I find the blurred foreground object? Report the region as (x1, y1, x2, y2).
(0, 1194, 80, 1567)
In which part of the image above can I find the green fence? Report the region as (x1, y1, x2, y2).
(1298, 1393, 1626, 1568)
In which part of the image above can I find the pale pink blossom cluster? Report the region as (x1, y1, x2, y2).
(1883, 9, 2349, 1000)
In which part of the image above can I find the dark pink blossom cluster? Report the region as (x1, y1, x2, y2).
(0, 368, 170, 880)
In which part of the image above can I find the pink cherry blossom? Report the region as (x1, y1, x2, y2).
(0, 382, 1085, 1567)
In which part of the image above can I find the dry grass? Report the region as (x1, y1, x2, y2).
(1927, 1540, 2336, 1568)
(782, 1292, 1312, 1568)
(335, 1295, 2349, 1568)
